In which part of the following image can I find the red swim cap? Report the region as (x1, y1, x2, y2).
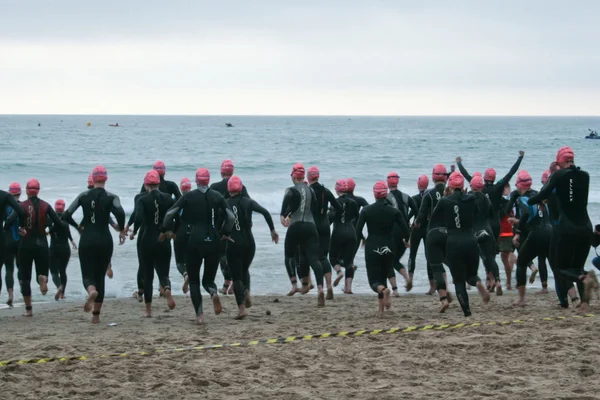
(417, 175, 429, 191)
(55, 199, 65, 213)
(291, 163, 305, 179)
(347, 178, 356, 192)
(153, 160, 166, 176)
(307, 166, 320, 180)
(541, 170, 550, 184)
(484, 168, 496, 182)
(386, 172, 399, 188)
(448, 172, 464, 189)
(556, 146, 574, 164)
(92, 166, 108, 183)
(473, 172, 482, 178)
(516, 170, 532, 190)
(26, 179, 40, 196)
(432, 164, 448, 182)
(470, 176, 484, 191)
(220, 159, 234, 175)
(144, 170, 160, 185)
(335, 179, 348, 193)
(227, 176, 243, 194)
(8, 182, 21, 195)
(196, 168, 210, 185)
(180, 178, 192, 193)
(373, 181, 388, 199)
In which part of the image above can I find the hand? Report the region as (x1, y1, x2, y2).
(403, 239, 411, 248)
(519, 150, 525, 157)
(124, 225, 131, 234)
(280, 216, 290, 228)
(512, 235, 520, 247)
(77, 225, 84, 233)
(18, 227, 26, 237)
(71, 240, 78, 250)
(112, 223, 120, 232)
(119, 230, 126, 245)
(129, 232, 136, 241)
(271, 230, 279, 244)
(158, 231, 173, 242)
(450, 164, 456, 172)
(221, 234, 235, 243)
(507, 217, 518, 225)
(456, 156, 462, 163)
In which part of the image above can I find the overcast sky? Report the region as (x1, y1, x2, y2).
(1, 0, 598, 115)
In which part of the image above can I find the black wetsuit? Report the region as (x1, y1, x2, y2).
(472, 191, 501, 283)
(355, 199, 410, 293)
(162, 187, 233, 316)
(408, 190, 430, 280)
(310, 182, 341, 276)
(528, 165, 593, 306)
(134, 190, 175, 304)
(430, 190, 481, 317)
(139, 177, 182, 200)
(347, 192, 369, 255)
(226, 195, 274, 306)
(386, 189, 417, 277)
(328, 194, 358, 279)
(416, 183, 447, 284)
(48, 213, 78, 293)
(63, 188, 125, 305)
(0, 194, 25, 295)
(128, 192, 147, 295)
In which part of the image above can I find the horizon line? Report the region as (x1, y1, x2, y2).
(1, 113, 600, 118)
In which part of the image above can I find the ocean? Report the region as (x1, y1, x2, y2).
(1, 115, 599, 304)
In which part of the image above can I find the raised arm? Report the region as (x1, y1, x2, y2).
(456, 157, 473, 182)
(498, 151, 525, 186)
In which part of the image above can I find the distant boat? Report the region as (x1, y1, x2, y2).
(225, 123, 234, 128)
(37, 123, 41, 127)
(586, 128, 599, 139)
(109, 123, 120, 127)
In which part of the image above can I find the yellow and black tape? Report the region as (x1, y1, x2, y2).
(0, 313, 594, 367)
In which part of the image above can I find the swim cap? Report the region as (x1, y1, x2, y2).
(448, 172, 464, 189)
(556, 146, 575, 164)
(180, 177, 192, 193)
(432, 164, 448, 182)
(291, 163, 305, 179)
(8, 182, 21, 195)
(373, 181, 388, 199)
(153, 160, 166, 176)
(55, 199, 65, 213)
(473, 172, 482, 178)
(386, 172, 399, 189)
(484, 168, 496, 182)
(516, 170, 532, 190)
(26, 179, 40, 196)
(220, 159, 234, 175)
(307, 166, 320, 180)
(92, 165, 108, 183)
(227, 176, 243, 194)
(541, 170, 550, 184)
(335, 179, 348, 193)
(417, 175, 429, 191)
(144, 170, 160, 186)
(347, 178, 356, 192)
(470, 176, 484, 191)
(195, 168, 210, 185)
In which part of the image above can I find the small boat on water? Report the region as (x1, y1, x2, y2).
(225, 123, 233, 128)
(109, 123, 120, 127)
(585, 129, 599, 139)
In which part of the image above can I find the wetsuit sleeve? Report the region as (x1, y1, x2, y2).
(47, 206, 64, 233)
(280, 188, 294, 217)
(127, 210, 136, 228)
(457, 162, 472, 182)
(66, 226, 73, 241)
(62, 192, 84, 222)
(497, 155, 524, 186)
(327, 190, 342, 213)
(416, 193, 430, 225)
(133, 199, 145, 235)
(407, 195, 419, 221)
(66, 215, 79, 229)
(250, 199, 275, 231)
(168, 182, 182, 200)
(218, 196, 234, 235)
(528, 171, 560, 205)
(355, 209, 366, 239)
(504, 190, 520, 215)
(163, 194, 186, 231)
(516, 197, 529, 234)
(110, 195, 126, 231)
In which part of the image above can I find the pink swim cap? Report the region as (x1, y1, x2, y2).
(432, 164, 448, 182)
(196, 168, 210, 185)
(227, 176, 243, 194)
(291, 163, 305, 179)
(470, 176, 484, 191)
(180, 178, 192, 193)
(373, 181, 388, 199)
(55, 199, 65, 213)
(473, 172, 482, 178)
(516, 170, 532, 190)
(307, 166, 320, 180)
(448, 172, 464, 189)
(220, 159, 234, 175)
(386, 172, 399, 188)
(8, 182, 21, 195)
(153, 160, 166, 176)
(484, 168, 496, 182)
(347, 178, 356, 192)
(144, 170, 160, 185)
(87, 174, 94, 187)
(556, 146, 575, 164)
(417, 175, 429, 191)
(92, 166, 108, 183)
(541, 170, 550, 184)
(26, 179, 40, 196)
(335, 179, 348, 193)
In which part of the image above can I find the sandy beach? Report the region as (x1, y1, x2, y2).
(0, 290, 599, 399)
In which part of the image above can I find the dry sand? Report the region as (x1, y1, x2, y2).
(0, 290, 599, 399)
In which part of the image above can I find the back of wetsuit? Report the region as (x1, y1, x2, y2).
(472, 192, 494, 231)
(20, 198, 51, 244)
(65, 188, 125, 239)
(515, 190, 551, 235)
(437, 192, 477, 233)
(310, 183, 340, 232)
(227, 196, 253, 244)
(287, 182, 316, 225)
(136, 190, 174, 244)
(416, 183, 445, 230)
(331, 195, 358, 234)
(358, 201, 408, 239)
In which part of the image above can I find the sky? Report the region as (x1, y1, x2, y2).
(1, 0, 599, 115)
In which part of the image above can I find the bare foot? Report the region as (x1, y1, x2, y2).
(537, 287, 549, 294)
(7, 297, 13, 308)
(482, 290, 491, 304)
(572, 298, 581, 309)
(512, 299, 526, 307)
(244, 293, 252, 308)
(91, 313, 100, 324)
(426, 287, 435, 295)
(38, 275, 48, 295)
(196, 314, 205, 326)
(84, 291, 98, 313)
(392, 289, 399, 298)
(577, 302, 590, 314)
(219, 286, 228, 295)
(506, 284, 512, 291)
(439, 300, 450, 313)
(529, 268, 538, 284)
(326, 287, 334, 300)
(55, 286, 63, 301)
(495, 284, 503, 296)
(300, 285, 310, 295)
(228, 284, 234, 295)
(309, 283, 315, 291)
(405, 280, 413, 292)
(159, 286, 165, 298)
(145, 310, 152, 318)
(23, 308, 32, 317)
(166, 290, 176, 310)
(182, 276, 189, 294)
(286, 286, 299, 296)
(333, 271, 344, 287)
(212, 294, 223, 315)
(318, 291, 325, 307)
(383, 288, 391, 310)
(235, 312, 248, 320)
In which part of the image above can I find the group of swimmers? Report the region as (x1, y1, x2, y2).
(0, 146, 598, 324)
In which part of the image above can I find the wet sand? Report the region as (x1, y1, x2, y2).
(0, 290, 599, 399)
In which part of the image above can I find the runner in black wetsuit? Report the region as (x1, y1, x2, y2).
(280, 163, 326, 306)
(174, 177, 192, 294)
(528, 147, 596, 312)
(226, 176, 279, 319)
(48, 199, 78, 301)
(407, 175, 432, 293)
(210, 160, 249, 295)
(2, 182, 23, 307)
(139, 160, 182, 200)
(346, 178, 369, 270)
(18, 179, 63, 316)
(132, 170, 177, 317)
(161, 168, 234, 325)
(307, 166, 342, 299)
(89, 173, 119, 280)
(127, 190, 147, 302)
(385, 172, 418, 293)
(328, 179, 358, 294)
(62, 166, 126, 324)
(430, 172, 490, 316)
(355, 181, 410, 317)
(509, 171, 553, 307)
